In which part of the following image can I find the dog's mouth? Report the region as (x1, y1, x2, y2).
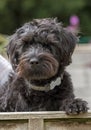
(17, 53, 59, 80)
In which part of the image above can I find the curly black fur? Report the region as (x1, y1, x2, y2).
(0, 18, 88, 114)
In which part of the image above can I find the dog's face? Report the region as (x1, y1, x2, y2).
(7, 18, 77, 81)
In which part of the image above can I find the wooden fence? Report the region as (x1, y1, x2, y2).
(0, 111, 91, 130)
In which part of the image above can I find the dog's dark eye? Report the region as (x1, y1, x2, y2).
(42, 43, 51, 50)
(22, 41, 32, 52)
(46, 44, 53, 52)
(23, 42, 29, 48)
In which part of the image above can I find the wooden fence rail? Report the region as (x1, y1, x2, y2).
(0, 111, 91, 130)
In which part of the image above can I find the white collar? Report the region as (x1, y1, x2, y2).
(26, 74, 63, 92)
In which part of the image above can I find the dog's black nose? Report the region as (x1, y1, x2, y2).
(30, 58, 39, 65)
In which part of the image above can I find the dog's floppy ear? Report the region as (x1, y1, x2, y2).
(60, 28, 78, 66)
(7, 34, 18, 70)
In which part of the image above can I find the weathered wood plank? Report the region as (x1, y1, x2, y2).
(0, 111, 90, 130)
(0, 120, 28, 130)
(0, 111, 91, 120)
(28, 119, 44, 130)
(45, 120, 91, 130)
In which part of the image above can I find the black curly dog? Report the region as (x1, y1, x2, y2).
(0, 18, 88, 114)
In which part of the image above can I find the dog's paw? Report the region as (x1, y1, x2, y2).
(65, 99, 88, 115)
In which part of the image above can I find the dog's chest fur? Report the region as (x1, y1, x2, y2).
(9, 72, 73, 111)
(19, 82, 62, 111)
(26, 91, 60, 111)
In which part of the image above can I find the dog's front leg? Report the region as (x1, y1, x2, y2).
(0, 76, 29, 112)
(61, 98, 88, 115)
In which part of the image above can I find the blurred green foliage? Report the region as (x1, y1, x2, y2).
(0, 34, 8, 55)
(0, 0, 91, 36)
